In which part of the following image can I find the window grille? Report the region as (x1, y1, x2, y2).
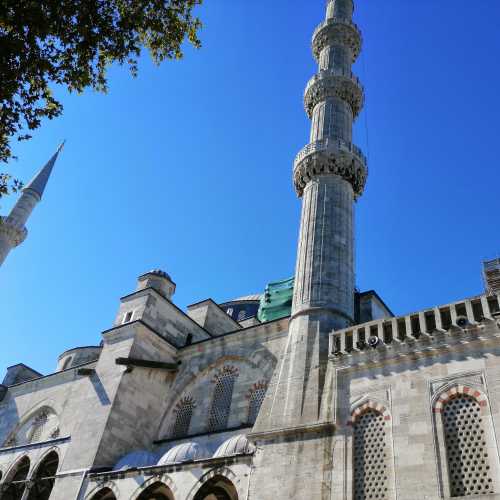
(208, 367, 238, 432)
(29, 412, 48, 443)
(353, 410, 389, 500)
(248, 384, 267, 424)
(442, 395, 494, 497)
(171, 397, 195, 438)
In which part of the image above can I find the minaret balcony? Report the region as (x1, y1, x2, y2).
(0, 216, 28, 247)
(312, 17, 362, 62)
(304, 69, 364, 119)
(293, 138, 367, 198)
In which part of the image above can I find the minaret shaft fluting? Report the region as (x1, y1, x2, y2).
(251, 0, 367, 433)
(292, 0, 366, 329)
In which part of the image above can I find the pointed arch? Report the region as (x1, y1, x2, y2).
(87, 487, 117, 500)
(1, 455, 31, 500)
(85, 482, 119, 500)
(136, 481, 174, 500)
(130, 474, 177, 500)
(432, 384, 496, 497)
(246, 381, 268, 425)
(433, 384, 488, 414)
(207, 366, 239, 432)
(170, 395, 196, 438)
(3, 405, 59, 447)
(188, 467, 239, 500)
(26, 450, 59, 500)
(349, 399, 390, 424)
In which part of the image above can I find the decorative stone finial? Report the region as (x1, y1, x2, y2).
(136, 269, 176, 300)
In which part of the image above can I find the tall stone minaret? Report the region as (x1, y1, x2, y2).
(250, 2, 367, 498)
(0, 143, 64, 267)
(254, 0, 367, 430)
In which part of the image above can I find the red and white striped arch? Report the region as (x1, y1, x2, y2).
(433, 385, 488, 414)
(349, 400, 391, 425)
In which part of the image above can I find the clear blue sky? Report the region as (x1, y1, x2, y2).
(2, 0, 499, 375)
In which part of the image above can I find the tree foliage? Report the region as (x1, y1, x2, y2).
(0, 0, 202, 197)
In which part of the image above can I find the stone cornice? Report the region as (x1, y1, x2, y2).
(293, 142, 367, 198)
(330, 323, 500, 372)
(248, 421, 336, 442)
(304, 71, 364, 118)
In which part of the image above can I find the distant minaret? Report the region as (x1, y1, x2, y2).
(0, 143, 64, 267)
(254, 0, 367, 430)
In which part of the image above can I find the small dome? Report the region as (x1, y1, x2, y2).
(146, 269, 171, 280)
(114, 450, 157, 470)
(213, 435, 255, 458)
(157, 442, 209, 465)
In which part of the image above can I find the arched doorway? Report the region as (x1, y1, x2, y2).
(2, 456, 31, 500)
(26, 451, 59, 500)
(193, 476, 238, 500)
(137, 481, 174, 500)
(89, 487, 117, 500)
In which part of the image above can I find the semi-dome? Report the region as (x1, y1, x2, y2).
(157, 442, 209, 465)
(213, 434, 255, 458)
(114, 450, 157, 470)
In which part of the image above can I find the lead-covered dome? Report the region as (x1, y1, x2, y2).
(213, 435, 255, 458)
(114, 450, 157, 470)
(157, 442, 209, 465)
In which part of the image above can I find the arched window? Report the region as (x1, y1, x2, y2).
(137, 481, 174, 500)
(442, 395, 494, 496)
(208, 367, 239, 432)
(193, 476, 238, 500)
(89, 487, 117, 500)
(247, 382, 267, 424)
(352, 409, 390, 500)
(26, 451, 59, 500)
(28, 411, 48, 443)
(171, 396, 196, 438)
(2, 456, 30, 500)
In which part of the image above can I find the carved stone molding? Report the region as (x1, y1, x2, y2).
(312, 18, 362, 62)
(0, 217, 27, 247)
(430, 372, 485, 395)
(293, 144, 367, 198)
(304, 71, 364, 118)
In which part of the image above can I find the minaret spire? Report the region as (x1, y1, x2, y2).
(253, 0, 366, 431)
(23, 141, 64, 200)
(0, 143, 64, 267)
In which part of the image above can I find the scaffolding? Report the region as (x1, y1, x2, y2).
(483, 258, 500, 295)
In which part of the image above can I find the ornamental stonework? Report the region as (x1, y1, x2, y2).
(312, 18, 362, 62)
(293, 148, 367, 198)
(304, 72, 364, 119)
(0, 217, 28, 247)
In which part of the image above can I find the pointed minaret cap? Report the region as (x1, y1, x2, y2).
(23, 141, 65, 199)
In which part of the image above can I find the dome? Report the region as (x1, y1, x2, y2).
(213, 435, 255, 458)
(114, 450, 157, 470)
(142, 269, 172, 281)
(157, 442, 209, 465)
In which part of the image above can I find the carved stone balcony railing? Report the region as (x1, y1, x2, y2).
(304, 70, 364, 118)
(294, 138, 366, 169)
(0, 216, 27, 247)
(312, 17, 362, 62)
(329, 294, 500, 361)
(293, 138, 368, 198)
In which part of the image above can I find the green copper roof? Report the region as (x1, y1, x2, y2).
(257, 277, 294, 323)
